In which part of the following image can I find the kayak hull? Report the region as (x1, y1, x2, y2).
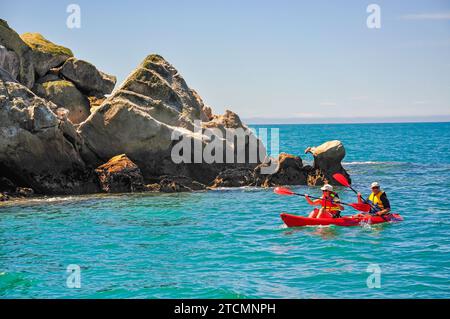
(280, 212, 403, 227)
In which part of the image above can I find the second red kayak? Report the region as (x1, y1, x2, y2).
(280, 212, 403, 227)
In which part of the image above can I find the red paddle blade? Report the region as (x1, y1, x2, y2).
(348, 203, 371, 213)
(274, 187, 295, 196)
(333, 173, 351, 187)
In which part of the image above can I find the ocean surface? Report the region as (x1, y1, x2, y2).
(1, 122, 449, 298)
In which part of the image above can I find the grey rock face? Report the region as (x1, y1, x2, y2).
(0, 19, 35, 88)
(60, 57, 117, 97)
(0, 69, 98, 194)
(0, 45, 19, 79)
(33, 80, 90, 124)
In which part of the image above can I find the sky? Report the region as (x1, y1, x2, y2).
(2, 0, 450, 123)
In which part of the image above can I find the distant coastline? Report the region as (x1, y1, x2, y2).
(244, 116, 450, 125)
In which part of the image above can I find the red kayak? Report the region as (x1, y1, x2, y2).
(280, 212, 403, 227)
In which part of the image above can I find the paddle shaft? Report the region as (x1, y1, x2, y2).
(290, 192, 354, 208)
(333, 173, 375, 207)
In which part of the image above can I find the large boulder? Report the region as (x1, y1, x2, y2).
(60, 57, 116, 97)
(78, 54, 264, 184)
(254, 153, 307, 187)
(33, 80, 90, 124)
(95, 154, 145, 193)
(304, 140, 350, 185)
(0, 19, 35, 88)
(20, 32, 73, 77)
(0, 68, 98, 194)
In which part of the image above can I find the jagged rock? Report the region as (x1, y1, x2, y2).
(0, 19, 35, 88)
(255, 153, 307, 187)
(0, 68, 98, 194)
(88, 96, 105, 113)
(36, 73, 60, 84)
(159, 175, 206, 192)
(15, 187, 34, 197)
(78, 54, 264, 184)
(0, 176, 16, 192)
(304, 140, 350, 185)
(60, 57, 116, 97)
(20, 32, 73, 77)
(202, 110, 243, 129)
(33, 80, 90, 124)
(95, 154, 145, 193)
(210, 168, 255, 188)
(0, 192, 9, 201)
(144, 183, 161, 192)
(0, 45, 19, 79)
(202, 105, 213, 121)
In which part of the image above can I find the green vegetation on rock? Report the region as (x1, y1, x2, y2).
(20, 33, 73, 57)
(42, 80, 74, 90)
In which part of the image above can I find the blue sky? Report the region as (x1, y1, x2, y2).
(2, 0, 450, 123)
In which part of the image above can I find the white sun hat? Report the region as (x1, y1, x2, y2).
(371, 182, 380, 188)
(320, 184, 333, 191)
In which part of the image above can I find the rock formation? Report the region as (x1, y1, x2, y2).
(0, 68, 98, 194)
(32, 80, 90, 124)
(0, 19, 35, 88)
(60, 57, 116, 97)
(0, 19, 350, 198)
(20, 32, 73, 78)
(304, 140, 351, 185)
(78, 54, 263, 184)
(95, 154, 145, 193)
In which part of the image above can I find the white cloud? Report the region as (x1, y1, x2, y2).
(400, 12, 450, 20)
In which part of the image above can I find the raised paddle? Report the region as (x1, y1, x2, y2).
(273, 187, 371, 213)
(332, 173, 379, 215)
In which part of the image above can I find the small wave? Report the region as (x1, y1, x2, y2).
(343, 161, 404, 165)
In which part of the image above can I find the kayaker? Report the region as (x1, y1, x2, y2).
(305, 184, 344, 218)
(358, 182, 391, 215)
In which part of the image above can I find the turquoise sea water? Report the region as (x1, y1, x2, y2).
(1, 122, 449, 298)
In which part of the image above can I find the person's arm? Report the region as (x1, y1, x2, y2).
(377, 193, 391, 215)
(357, 192, 364, 204)
(305, 195, 320, 206)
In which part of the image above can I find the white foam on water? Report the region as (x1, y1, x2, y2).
(342, 161, 401, 165)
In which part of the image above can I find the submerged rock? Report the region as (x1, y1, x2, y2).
(60, 57, 116, 97)
(211, 167, 255, 188)
(159, 175, 206, 192)
(95, 154, 145, 193)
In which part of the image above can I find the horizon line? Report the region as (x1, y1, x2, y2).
(242, 115, 450, 125)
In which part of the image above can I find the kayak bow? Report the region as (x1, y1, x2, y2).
(280, 212, 403, 227)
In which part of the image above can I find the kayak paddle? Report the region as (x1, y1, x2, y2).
(273, 187, 371, 213)
(332, 173, 358, 195)
(332, 173, 379, 215)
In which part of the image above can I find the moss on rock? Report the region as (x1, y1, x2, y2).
(20, 33, 73, 57)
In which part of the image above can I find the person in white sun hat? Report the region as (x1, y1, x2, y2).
(305, 184, 344, 219)
(358, 182, 391, 216)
